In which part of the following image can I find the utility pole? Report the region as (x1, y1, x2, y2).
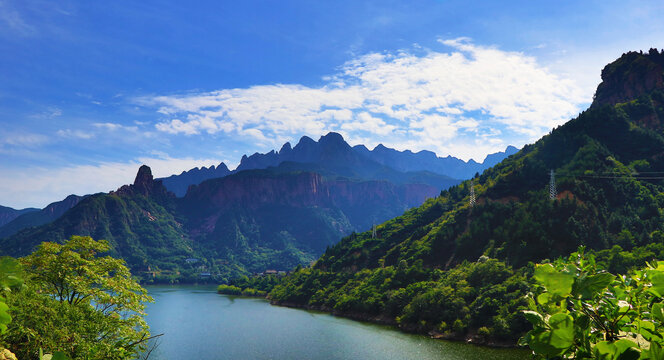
(549, 169, 557, 200)
(469, 180, 476, 207)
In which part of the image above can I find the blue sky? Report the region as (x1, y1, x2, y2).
(1, 0, 663, 208)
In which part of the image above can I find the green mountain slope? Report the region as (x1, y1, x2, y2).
(0, 166, 200, 281)
(268, 49, 664, 342)
(0, 164, 441, 283)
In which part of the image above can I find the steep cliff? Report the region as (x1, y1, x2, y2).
(179, 169, 439, 273)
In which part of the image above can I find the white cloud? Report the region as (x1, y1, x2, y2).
(56, 129, 94, 139)
(0, 132, 50, 147)
(138, 38, 587, 161)
(92, 122, 139, 132)
(0, 156, 222, 209)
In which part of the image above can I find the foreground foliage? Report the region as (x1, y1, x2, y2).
(522, 249, 664, 359)
(0, 236, 152, 360)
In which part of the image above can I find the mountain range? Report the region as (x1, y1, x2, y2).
(0, 133, 516, 282)
(157, 133, 518, 197)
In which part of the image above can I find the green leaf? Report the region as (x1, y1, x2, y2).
(593, 340, 640, 360)
(649, 272, 664, 298)
(522, 310, 546, 327)
(534, 264, 574, 297)
(647, 341, 664, 360)
(652, 303, 664, 323)
(635, 320, 660, 341)
(573, 273, 614, 299)
(527, 313, 574, 356)
(0, 301, 11, 334)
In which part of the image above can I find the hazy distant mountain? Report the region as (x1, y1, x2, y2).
(0, 195, 86, 239)
(237, 132, 517, 181)
(353, 143, 519, 179)
(0, 205, 38, 228)
(158, 132, 517, 197)
(159, 163, 231, 197)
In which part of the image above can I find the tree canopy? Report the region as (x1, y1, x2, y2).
(0, 236, 153, 360)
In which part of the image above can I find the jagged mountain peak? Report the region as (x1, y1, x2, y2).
(134, 165, 154, 188)
(592, 48, 664, 107)
(279, 142, 292, 154)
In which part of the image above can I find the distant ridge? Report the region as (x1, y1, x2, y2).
(0, 205, 39, 228)
(0, 195, 85, 239)
(158, 132, 518, 196)
(159, 163, 231, 197)
(353, 143, 519, 179)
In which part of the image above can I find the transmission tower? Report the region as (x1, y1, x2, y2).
(372, 223, 377, 239)
(549, 169, 557, 200)
(469, 180, 476, 207)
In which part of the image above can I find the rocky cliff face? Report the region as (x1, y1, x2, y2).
(176, 168, 439, 273)
(592, 49, 664, 108)
(183, 170, 438, 231)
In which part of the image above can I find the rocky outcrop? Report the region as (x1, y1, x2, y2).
(592, 48, 664, 108)
(113, 165, 172, 199)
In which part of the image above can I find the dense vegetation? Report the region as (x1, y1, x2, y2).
(266, 50, 664, 344)
(522, 248, 664, 359)
(0, 236, 152, 360)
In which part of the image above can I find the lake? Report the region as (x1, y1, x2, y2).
(142, 285, 530, 360)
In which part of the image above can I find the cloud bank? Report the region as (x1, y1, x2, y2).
(140, 38, 588, 161)
(0, 156, 220, 209)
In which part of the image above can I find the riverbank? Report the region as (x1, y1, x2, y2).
(269, 300, 520, 349)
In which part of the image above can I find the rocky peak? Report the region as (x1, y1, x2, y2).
(133, 165, 154, 195)
(318, 132, 346, 145)
(113, 165, 171, 198)
(592, 48, 664, 107)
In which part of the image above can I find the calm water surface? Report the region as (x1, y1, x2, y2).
(143, 285, 529, 360)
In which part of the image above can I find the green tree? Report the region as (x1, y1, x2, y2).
(1, 236, 153, 359)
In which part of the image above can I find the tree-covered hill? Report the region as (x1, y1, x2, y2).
(268, 49, 664, 343)
(0, 166, 197, 281)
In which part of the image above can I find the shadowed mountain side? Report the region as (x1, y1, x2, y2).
(0, 195, 85, 239)
(159, 162, 231, 197)
(0, 205, 38, 228)
(178, 169, 439, 271)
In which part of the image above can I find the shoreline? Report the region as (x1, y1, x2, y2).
(269, 300, 521, 349)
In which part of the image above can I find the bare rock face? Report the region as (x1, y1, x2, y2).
(592, 49, 664, 108)
(113, 165, 171, 198)
(133, 165, 154, 196)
